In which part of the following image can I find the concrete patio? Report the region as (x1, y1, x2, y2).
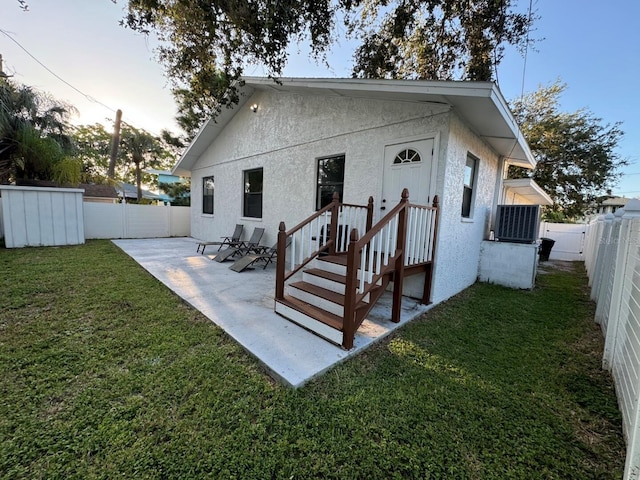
(112, 237, 431, 387)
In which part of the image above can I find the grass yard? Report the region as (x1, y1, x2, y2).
(0, 240, 625, 479)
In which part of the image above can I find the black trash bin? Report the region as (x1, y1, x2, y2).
(539, 237, 555, 261)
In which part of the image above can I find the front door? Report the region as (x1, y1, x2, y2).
(381, 138, 435, 213)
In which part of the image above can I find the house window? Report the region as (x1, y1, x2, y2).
(393, 148, 421, 164)
(316, 155, 345, 210)
(461, 155, 478, 218)
(203, 176, 214, 215)
(243, 168, 263, 218)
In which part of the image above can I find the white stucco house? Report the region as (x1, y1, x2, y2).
(173, 77, 551, 348)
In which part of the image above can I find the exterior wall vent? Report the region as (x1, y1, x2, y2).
(494, 205, 540, 244)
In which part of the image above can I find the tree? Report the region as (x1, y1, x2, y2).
(123, 0, 534, 137)
(349, 0, 533, 81)
(118, 126, 175, 201)
(0, 79, 78, 184)
(71, 123, 177, 195)
(72, 123, 113, 183)
(509, 81, 627, 219)
(159, 180, 191, 206)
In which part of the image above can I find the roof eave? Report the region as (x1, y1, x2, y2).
(503, 178, 552, 206)
(171, 77, 536, 173)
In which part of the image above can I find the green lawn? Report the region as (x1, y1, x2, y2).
(0, 240, 625, 479)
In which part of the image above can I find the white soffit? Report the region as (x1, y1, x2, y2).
(172, 77, 536, 175)
(503, 178, 553, 206)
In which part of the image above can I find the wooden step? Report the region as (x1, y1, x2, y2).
(314, 255, 348, 275)
(275, 296, 344, 346)
(304, 268, 346, 284)
(303, 268, 346, 294)
(288, 281, 345, 316)
(303, 268, 372, 302)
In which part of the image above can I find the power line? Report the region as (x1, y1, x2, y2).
(0, 28, 165, 136)
(1, 28, 118, 115)
(519, 0, 534, 100)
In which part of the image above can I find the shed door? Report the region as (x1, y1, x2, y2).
(381, 138, 435, 212)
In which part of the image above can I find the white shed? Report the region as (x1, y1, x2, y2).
(0, 185, 85, 248)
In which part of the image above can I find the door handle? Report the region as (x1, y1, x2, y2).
(380, 206, 386, 211)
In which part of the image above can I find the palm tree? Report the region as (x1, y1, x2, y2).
(119, 127, 166, 201)
(0, 79, 76, 183)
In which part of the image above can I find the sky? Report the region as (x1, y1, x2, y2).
(1, 0, 639, 197)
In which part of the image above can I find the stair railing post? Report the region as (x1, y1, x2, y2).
(421, 195, 439, 304)
(343, 228, 359, 350)
(392, 189, 410, 323)
(276, 221, 287, 301)
(365, 196, 374, 233)
(329, 191, 340, 255)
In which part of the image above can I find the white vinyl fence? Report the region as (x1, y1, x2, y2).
(1, 197, 189, 243)
(584, 199, 640, 479)
(84, 202, 190, 239)
(539, 221, 588, 261)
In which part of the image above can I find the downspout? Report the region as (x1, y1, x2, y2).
(490, 157, 508, 238)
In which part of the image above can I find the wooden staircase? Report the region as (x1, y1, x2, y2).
(275, 255, 388, 346)
(275, 190, 439, 350)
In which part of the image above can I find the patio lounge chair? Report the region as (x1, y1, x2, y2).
(196, 224, 244, 254)
(213, 227, 265, 263)
(229, 237, 291, 272)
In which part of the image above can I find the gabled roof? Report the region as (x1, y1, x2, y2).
(173, 77, 536, 176)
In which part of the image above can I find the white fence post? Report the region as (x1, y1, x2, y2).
(585, 215, 604, 282)
(595, 210, 623, 330)
(590, 213, 614, 302)
(602, 208, 628, 370)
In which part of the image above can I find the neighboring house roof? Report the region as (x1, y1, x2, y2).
(117, 182, 161, 200)
(601, 196, 630, 207)
(503, 178, 553, 206)
(81, 183, 118, 199)
(14, 179, 118, 200)
(173, 77, 536, 176)
(145, 169, 174, 176)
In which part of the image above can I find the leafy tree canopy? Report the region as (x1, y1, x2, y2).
(122, 0, 534, 138)
(71, 122, 178, 199)
(159, 180, 191, 206)
(0, 79, 78, 184)
(509, 81, 627, 220)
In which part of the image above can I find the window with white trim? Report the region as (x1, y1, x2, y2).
(202, 176, 214, 214)
(461, 155, 478, 218)
(316, 154, 345, 210)
(393, 148, 421, 164)
(243, 168, 263, 218)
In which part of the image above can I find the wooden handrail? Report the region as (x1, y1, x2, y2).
(275, 192, 374, 301)
(342, 190, 440, 349)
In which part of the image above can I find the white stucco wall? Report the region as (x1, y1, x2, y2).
(428, 114, 501, 304)
(478, 241, 538, 289)
(190, 90, 451, 247)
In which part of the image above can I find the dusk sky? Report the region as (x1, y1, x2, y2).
(2, 0, 638, 197)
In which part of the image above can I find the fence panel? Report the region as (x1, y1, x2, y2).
(584, 200, 640, 479)
(84, 203, 190, 239)
(540, 222, 588, 261)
